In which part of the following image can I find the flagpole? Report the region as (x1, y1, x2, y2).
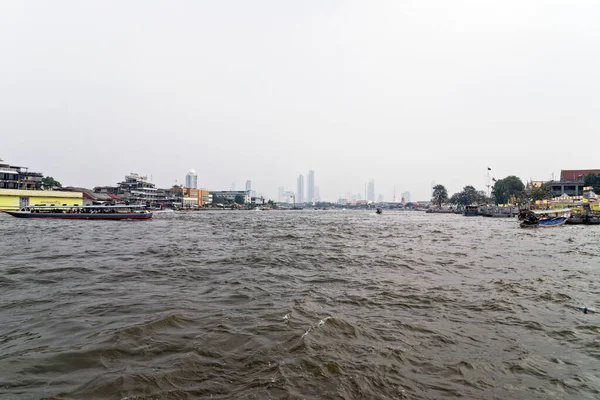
(487, 167, 491, 198)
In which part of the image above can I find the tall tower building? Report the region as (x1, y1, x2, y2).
(185, 169, 198, 189)
(367, 179, 375, 202)
(401, 191, 412, 203)
(307, 170, 315, 203)
(245, 180, 252, 192)
(297, 174, 305, 204)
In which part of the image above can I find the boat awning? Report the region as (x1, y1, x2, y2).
(533, 208, 572, 214)
(0, 170, 18, 174)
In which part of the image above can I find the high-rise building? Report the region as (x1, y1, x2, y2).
(246, 180, 252, 192)
(185, 169, 198, 189)
(314, 186, 321, 202)
(367, 180, 375, 202)
(297, 174, 304, 203)
(278, 186, 284, 203)
(401, 191, 412, 203)
(307, 170, 315, 203)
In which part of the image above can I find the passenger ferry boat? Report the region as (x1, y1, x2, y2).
(3, 205, 152, 220)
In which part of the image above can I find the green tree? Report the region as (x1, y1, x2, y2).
(42, 176, 62, 188)
(212, 196, 231, 205)
(528, 183, 552, 201)
(492, 181, 509, 205)
(449, 185, 482, 206)
(476, 190, 488, 204)
(498, 175, 525, 197)
(234, 194, 246, 205)
(584, 173, 600, 193)
(431, 184, 448, 207)
(449, 192, 461, 205)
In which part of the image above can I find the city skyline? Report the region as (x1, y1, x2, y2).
(2, 2, 597, 201)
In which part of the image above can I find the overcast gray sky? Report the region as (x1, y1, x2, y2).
(1, 1, 598, 201)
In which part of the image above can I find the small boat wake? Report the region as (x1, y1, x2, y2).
(302, 316, 332, 338)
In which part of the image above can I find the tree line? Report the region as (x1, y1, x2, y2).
(431, 175, 555, 207)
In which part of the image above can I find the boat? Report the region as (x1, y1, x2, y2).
(3, 205, 152, 220)
(426, 208, 456, 214)
(480, 205, 517, 218)
(464, 205, 479, 216)
(519, 208, 570, 229)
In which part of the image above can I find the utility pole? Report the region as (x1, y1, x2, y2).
(486, 167, 491, 198)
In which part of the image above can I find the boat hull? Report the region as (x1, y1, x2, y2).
(4, 211, 152, 220)
(520, 217, 567, 229)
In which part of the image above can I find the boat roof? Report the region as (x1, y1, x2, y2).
(532, 208, 571, 214)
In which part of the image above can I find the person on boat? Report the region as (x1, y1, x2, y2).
(525, 212, 538, 224)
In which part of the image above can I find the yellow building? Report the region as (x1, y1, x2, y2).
(0, 189, 83, 211)
(171, 187, 211, 207)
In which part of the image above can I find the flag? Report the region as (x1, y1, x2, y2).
(492, 177, 497, 182)
(487, 167, 491, 171)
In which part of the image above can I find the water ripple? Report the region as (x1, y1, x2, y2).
(1, 210, 600, 399)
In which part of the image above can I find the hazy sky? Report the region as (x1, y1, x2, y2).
(1, 1, 599, 201)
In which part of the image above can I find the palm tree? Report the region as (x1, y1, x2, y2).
(431, 184, 448, 208)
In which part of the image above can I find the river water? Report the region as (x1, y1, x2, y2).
(1, 210, 600, 399)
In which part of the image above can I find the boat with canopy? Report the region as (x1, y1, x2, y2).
(519, 208, 570, 229)
(3, 205, 152, 220)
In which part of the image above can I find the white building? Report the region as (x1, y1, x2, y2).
(209, 190, 251, 204)
(297, 174, 304, 203)
(245, 180, 252, 191)
(307, 170, 315, 203)
(367, 180, 375, 202)
(185, 169, 198, 189)
(401, 191, 412, 203)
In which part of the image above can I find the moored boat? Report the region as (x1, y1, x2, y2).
(519, 208, 570, 229)
(464, 205, 479, 216)
(3, 205, 152, 220)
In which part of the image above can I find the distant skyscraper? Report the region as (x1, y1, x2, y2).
(297, 174, 304, 203)
(307, 170, 315, 203)
(367, 180, 375, 202)
(278, 186, 284, 203)
(245, 180, 252, 192)
(185, 169, 198, 189)
(314, 186, 321, 202)
(377, 194, 384, 203)
(402, 191, 411, 203)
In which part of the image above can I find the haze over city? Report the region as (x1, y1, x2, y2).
(2, 1, 598, 201)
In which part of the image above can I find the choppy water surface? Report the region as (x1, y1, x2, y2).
(1, 210, 600, 399)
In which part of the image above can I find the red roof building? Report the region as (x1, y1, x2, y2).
(560, 169, 600, 181)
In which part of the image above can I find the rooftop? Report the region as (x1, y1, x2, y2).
(560, 169, 600, 181)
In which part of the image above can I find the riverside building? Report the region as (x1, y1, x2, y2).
(0, 157, 82, 211)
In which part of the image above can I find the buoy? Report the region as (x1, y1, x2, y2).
(577, 306, 596, 314)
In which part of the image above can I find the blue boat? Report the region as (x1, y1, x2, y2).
(520, 208, 570, 229)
